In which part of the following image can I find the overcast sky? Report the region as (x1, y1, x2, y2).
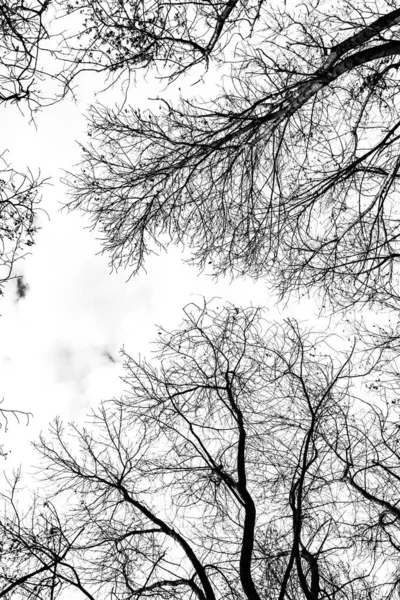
(0, 69, 325, 476)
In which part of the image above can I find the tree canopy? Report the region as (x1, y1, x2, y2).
(5, 1, 400, 307)
(65, 0, 400, 308)
(2, 303, 400, 600)
(4, 2, 400, 600)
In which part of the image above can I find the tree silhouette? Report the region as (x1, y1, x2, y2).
(60, 0, 258, 81)
(66, 2, 400, 308)
(0, 0, 56, 293)
(2, 302, 398, 600)
(0, 0, 51, 107)
(0, 163, 44, 294)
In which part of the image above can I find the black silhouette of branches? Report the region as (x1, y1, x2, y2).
(0, 161, 44, 293)
(1, 302, 394, 600)
(326, 399, 400, 596)
(0, 0, 52, 108)
(60, 0, 261, 84)
(68, 2, 400, 308)
(0, 472, 85, 598)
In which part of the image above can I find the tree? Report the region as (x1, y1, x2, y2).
(66, 0, 400, 309)
(2, 301, 399, 600)
(0, 0, 105, 108)
(0, 473, 81, 598)
(0, 0, 56, 293)
(0, 161, 44, 294)
(0, 0, 51, 107)
(326, 397, 400, 596)
(59, 0, 258, 83)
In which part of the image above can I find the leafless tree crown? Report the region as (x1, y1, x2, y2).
(64, 1, 400, 308)
(2, 303, 400, 600)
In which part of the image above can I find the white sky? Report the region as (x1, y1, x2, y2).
(0, 69, 327, 476)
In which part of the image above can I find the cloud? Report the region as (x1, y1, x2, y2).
(16, 276, 29, 301)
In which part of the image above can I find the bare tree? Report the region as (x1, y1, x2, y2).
(0, 0, 52, 108)
(1, 0, 253, 107)
(65, 1, 400, 309)
(0, 0, 101, 108)
(0, 161, 45, 294)
(0, 473, 85, 599)
(58, 0, 259, 84)
(0, 302, 392, 600)
(325, 398, 400, 597)
(0, 0, 56, 293)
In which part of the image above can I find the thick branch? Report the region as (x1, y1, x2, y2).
(348, 476, 400, 520)
(326, 8, 400, 67)
(213, 41, 400, 151)
(133, 577, 207, 600)
(117, 483, 216, 600)
(0, 563, 54, 598)
(225, 372, 261, 600)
